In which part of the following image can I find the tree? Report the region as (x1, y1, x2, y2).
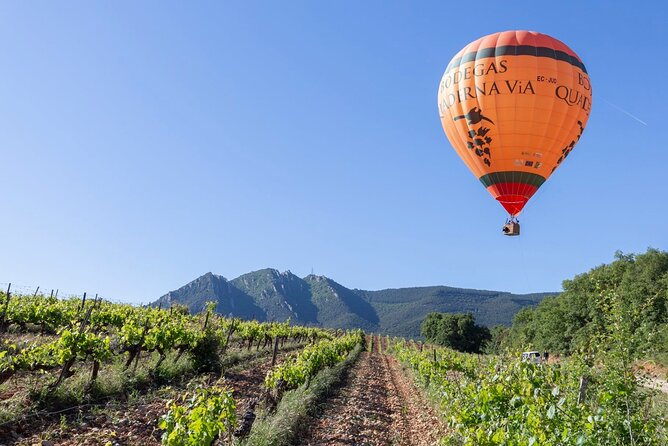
(506, 248, 668, 358)
(484, 325, 510, 354)
(421, 312, 490, 353)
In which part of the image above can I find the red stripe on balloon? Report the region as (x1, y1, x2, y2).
(486, 183, 539, 216)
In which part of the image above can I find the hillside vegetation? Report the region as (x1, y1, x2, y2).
(493, 248, 668, 362)
(390, 250, 668, 444)
(420, 312, 490, 353)
(153, 269, 553, 338)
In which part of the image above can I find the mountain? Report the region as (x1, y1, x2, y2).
(231, 269, 317, 325)
(153, 272, 267, 319)
(304, 275, 379, 331)
(357, 286, 552, 338)
(153, 269, 555, 338)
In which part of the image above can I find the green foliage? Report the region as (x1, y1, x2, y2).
(0, 292, 332, 390)
(392, 341, 667, 445)
(56, 329, 112, 363)
(421, 312, 490, 353)
(504, 248, 668, 357)
(264, 330, 363, 390)
(484, 325, 511, 355)
(159, 385, 237, 446)
(398, 251, 668, 444)
(187, 328, 222, 373)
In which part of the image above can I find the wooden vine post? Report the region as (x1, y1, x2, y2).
(271, 336, 280, 366)
(50, 293, 95, 391)
(0, 283, 11, 332)
(577, 375, 589, 405)
(222, 320, 236, 354)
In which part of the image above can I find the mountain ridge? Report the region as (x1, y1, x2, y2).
(152, 269, 556, 338)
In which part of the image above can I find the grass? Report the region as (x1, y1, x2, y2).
(240, 343, 363, 446)
(30, 350, 184, 410)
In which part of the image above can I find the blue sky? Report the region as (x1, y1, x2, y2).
(1, 1, 666, 303)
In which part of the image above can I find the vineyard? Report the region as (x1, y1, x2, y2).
(0, 288, 666, 445)
(391, 341, 667, 445)
(0, 289, 361, 445)
(0, 290, 332, 389)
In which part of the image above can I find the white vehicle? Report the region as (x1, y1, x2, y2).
(522, 351, 548, 364)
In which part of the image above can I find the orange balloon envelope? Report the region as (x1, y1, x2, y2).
(438, 30, 592, 216)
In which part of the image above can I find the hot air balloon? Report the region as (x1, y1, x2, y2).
(437, 31, 592, 235)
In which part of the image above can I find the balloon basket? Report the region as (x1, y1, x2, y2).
(502, 221, 520, 236)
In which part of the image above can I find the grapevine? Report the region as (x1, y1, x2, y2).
(265, 330, 363, 390)
(391, 341, 667, 445)
(0, 292, 332, 391)
(159, 385, 237, 446)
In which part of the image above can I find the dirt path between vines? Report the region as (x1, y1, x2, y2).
(298, 336, 447, 446)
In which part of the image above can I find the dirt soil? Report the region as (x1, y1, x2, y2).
(635, 360, 668, 380)
(297, 336, 447, 446)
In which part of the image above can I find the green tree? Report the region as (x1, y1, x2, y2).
(484, 325, 510, 354)
(421, 312, 490, 353)
(506, 248, 668, 358)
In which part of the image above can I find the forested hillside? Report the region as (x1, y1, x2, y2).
(153, 270, 553, 338)
(495, 248, 668, 360)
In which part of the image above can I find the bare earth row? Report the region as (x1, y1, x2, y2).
(297, 336, 447, 446)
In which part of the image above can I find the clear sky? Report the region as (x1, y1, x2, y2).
(1, 1, 666, 303)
